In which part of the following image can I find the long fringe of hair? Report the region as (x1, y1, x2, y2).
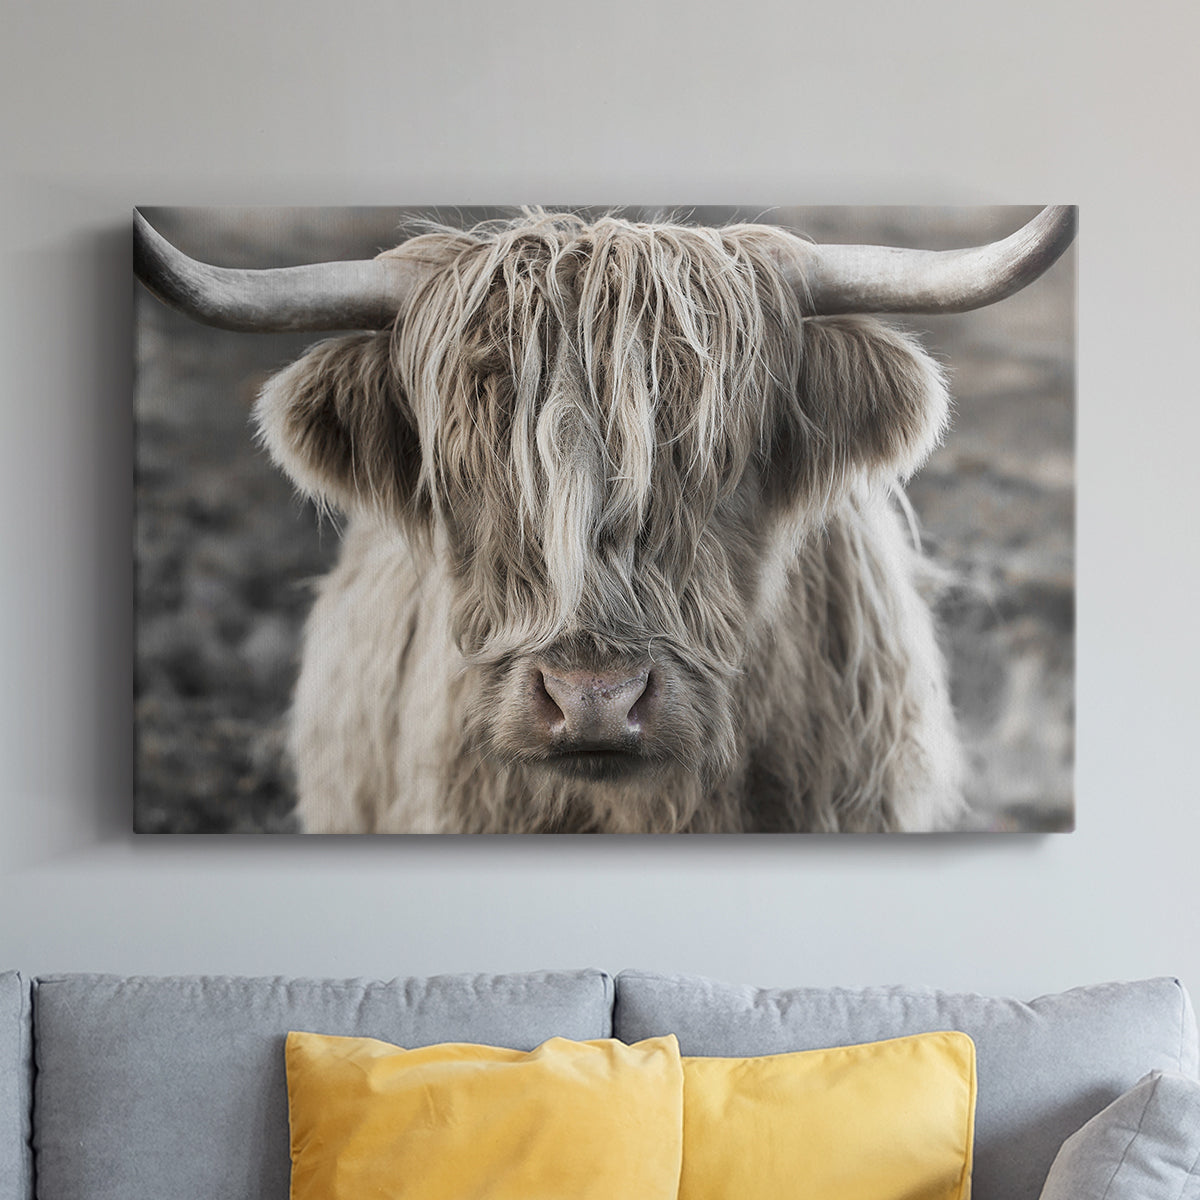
(387, 210, 808, 668)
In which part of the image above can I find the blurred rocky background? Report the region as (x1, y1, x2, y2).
(134, 206, 1074, 833)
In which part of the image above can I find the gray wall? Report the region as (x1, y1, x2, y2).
(1, 1, 1196, 995)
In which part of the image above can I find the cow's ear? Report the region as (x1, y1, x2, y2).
(769, 315, 950, 508)
(254, 331, 425, 526)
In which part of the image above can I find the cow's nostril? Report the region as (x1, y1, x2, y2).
(626, 670, 655, 731)
(533, 670, 567, 731)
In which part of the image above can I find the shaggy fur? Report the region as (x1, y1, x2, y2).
(255, 211, 964, 833)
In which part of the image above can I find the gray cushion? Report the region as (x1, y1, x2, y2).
(615, 972, 1198, 1200)
(1040, 1070, 1200, 1200)
(0, 972, 32, 1200)
(34, 970, 612, 1200)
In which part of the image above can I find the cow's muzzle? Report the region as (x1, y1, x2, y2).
(529, 662, 657, 778)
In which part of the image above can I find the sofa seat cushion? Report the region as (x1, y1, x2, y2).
(34, 970, 613, 1200)
(615, 972, 1198, 1200)
(287, 1032, 685, 1200)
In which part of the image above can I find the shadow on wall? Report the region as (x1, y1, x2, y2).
(132, 206, 1074, 835)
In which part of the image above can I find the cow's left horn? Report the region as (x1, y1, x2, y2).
(794, 205, 1077, 315)
(133, 209, 422, 332)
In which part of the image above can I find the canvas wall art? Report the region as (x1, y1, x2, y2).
(134, 205, 1075, 834)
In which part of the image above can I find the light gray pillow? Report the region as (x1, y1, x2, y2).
(1040, 1070, 1200, 1200)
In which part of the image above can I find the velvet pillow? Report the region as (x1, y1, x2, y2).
(1039, 1070, 1200, 1200)
(680, 1032, 977, 1200)
(285, 1032, 684, 1200)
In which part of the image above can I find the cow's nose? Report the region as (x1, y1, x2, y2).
(535, 666, 653, 745)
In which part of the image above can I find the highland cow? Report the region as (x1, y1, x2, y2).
(135, 206, 1076, 833)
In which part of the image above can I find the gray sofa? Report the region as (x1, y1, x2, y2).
(2, 969, 1196, 1200)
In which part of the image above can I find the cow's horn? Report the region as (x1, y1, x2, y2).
(133, 209, 422, 332)
(796, 205, 1077, 315)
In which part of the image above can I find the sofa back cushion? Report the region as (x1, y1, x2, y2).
(33, 970, 613, 1200)
(0, 972, 32, 1200)
(614, 972, 1198, 1200)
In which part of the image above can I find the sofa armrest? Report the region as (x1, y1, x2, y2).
(1039, 1070, 1200, 1200)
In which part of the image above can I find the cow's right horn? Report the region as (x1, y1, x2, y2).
(133, 209, 422, 332)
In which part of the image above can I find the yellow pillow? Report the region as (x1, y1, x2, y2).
(680, 1032, 977, 1200)
(285, 1032, 684, 1200)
